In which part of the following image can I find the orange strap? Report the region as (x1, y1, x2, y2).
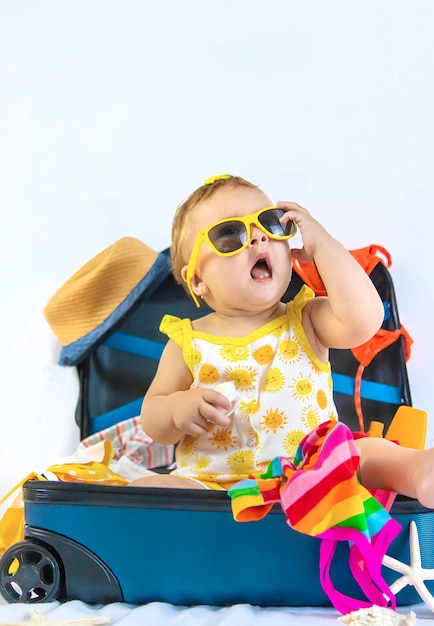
(352, 327, 413, 432)
(292, 244, 392, 296)
(292, 244, 413, 432)
(351, 327, 413, 368)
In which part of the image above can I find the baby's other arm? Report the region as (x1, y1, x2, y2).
(278, 202, 384, 351)
(140, 338, 231, 445)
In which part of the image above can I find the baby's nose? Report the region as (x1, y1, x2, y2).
(249, 225, 268, 245)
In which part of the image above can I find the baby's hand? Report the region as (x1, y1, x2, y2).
(277, 201, 333, 262)
(172, 387, 232, 437)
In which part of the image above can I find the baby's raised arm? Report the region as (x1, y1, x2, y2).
(140, 339, 232, 445)
(278, 201, 384, 351)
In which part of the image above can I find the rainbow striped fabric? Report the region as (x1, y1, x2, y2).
(228, 420, 402, 614)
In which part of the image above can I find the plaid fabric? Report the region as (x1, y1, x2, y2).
(79, 416, 174, 470)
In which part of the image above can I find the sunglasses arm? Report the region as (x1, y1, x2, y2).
(185, 238, 203, 308)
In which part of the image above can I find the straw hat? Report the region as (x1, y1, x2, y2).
(44, 237, 171, 366)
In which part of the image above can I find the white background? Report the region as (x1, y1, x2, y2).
(1, 0, 433, 494)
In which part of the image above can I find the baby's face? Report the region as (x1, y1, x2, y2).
(182, 185, 293, 314)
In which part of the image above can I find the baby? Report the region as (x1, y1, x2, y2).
(131, 174, 434, 508)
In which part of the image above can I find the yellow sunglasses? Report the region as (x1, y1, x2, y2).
(186, 206, 297, 307)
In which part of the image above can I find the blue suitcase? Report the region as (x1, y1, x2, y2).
(1, 483, 431, 608)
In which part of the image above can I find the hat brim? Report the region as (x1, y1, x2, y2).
(58, 251, 171, 366)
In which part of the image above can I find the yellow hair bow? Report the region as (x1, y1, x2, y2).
(204, 174, 232, 185)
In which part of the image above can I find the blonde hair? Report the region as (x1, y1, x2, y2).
(171, 175, 259, 288)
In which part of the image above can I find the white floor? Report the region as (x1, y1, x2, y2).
(0, 600, 432, 625)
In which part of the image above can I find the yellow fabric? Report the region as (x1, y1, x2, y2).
(46, 461, 128, 485)
(0, 441, 128, 557)
(0, 474, 40, 555)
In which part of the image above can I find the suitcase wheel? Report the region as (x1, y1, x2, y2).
(0, 540, 62, 603)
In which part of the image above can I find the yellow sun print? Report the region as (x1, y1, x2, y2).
(278, 339, 301, 362)
(219, 344, 249, 362)
(198, 363, 220, 385)
(238, 397, 260, 419)
(289, 372, 314, 402)
(223, 366, 258, 390)
(226, 450, 256, 474)
(178, 436, 199, 459)
(209, 429, 239, 451)
(300, 405, 320, 430)
(257, 459, 271, 472)
(260, 408, 288, 434)
(328, 410, 338, 421)
(261, 367, 285, 393)
(283, 429, 306, 458)
(192, 455, 212, 473)
(252, 344, 274, 365)
(316, 388, 328, 410)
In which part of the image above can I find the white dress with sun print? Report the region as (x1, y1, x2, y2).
(161, 285, 338, 485)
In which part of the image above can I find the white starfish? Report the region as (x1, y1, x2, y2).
(382, 520, 434, 612)
(0, 610, 110, 626)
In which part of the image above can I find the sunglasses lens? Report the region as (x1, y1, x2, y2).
(259, 209, 296, 237)
(207, 208, 295, 255)
(208, 221, 247, 253)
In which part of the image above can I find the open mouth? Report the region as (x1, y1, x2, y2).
(250, 257, 272, 280)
